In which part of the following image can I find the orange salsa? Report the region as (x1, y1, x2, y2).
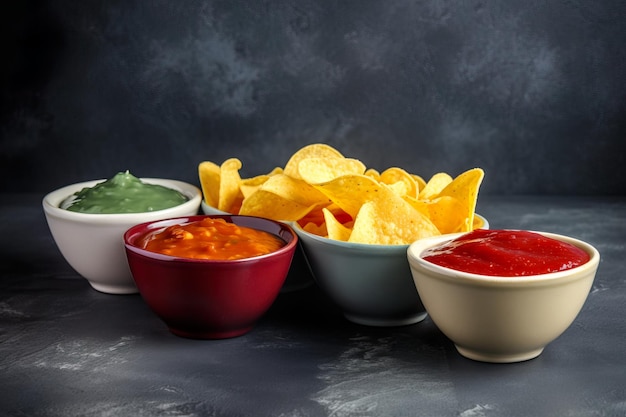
(140, 217, 285, 260)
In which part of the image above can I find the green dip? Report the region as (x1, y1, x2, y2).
(62, 171, 188, 214)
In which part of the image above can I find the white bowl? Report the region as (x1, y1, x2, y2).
(407, 231, 600, 363)
(43, 178, 202, 294)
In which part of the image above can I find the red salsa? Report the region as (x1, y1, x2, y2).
(139, 217, 285, 260)
(421, 229, 590, 276)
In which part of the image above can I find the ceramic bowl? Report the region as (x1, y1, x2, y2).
(43, 178, 202, 294)
(124, 215, 298, 339)
(201, 200, 314, 292)
(292, 214, 488, 327)
(407, 231, 600, 363)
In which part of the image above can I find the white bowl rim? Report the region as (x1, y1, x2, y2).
(407, 230, 600, 284)
(42, 178, 202, 223)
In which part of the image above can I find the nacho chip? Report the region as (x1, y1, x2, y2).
(364, 168, 381, 181)
(323, 208, 352, 241)
(348, 191, 440, 245)
(426, 195, 465, 234)
(218, 158, 243, 212)
(267, 167, 284, 176)
(411, 174, 427, 193)
(473, 215, 485, 229)
(258, 174, 330, 206)
(380, 167, 418, 198)
(418, 172, 453, 200)
(402, 195, 430, 217)
(239, 174, 270, 199)
(239, 189, 319, 221)
(299, 157, 367, 184)
(438, 168, 484, 232)
(312, 174, 382, 219)
(283, 143, 344, 180)
(198, 161, 221, 208)
(302, 221, 327, 236)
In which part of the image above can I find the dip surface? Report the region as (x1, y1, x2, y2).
(140, 217, 285, 260)
(62, 171, 188, 214)
(422, 229, 590, 276)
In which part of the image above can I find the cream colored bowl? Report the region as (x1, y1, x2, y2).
(407, 231, 600, 363)
(43, 178, 202, 294)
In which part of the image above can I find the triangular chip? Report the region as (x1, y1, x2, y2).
(347, 185, 440, 245)
(198, 161, 221, 208)
(239, 189, 319, 221)
(239, 174, 270, 199)
(312, 175, 382, 219)
(364, 168, 381, 181)
(283, 143, 344, 179)
(426, 195, 465, 234)
(411, 174, 427, 194)
(218, 158, 243, 212)
(418, 172, 453, 200)
(299, 157, 366, 184)
(380, 167, 418, 198)
(438, 168, 484, 232)
(258, 174, 330, 206)
(323, 208, 352, 241)
(348, 192, 440, 245)
(302, 221, 327, 236)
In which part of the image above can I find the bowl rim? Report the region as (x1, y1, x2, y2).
(124, 214, 299, 264)
(42, 178, 202, 223)
(407, 230, 600, 285)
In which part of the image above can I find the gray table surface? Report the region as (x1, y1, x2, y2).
(1, 194, 625, 417)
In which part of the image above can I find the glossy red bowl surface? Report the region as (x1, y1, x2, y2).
(124, 215, 298, 339)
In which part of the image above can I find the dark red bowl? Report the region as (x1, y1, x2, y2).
(124, 215, 298, 339)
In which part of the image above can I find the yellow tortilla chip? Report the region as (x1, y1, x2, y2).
(323, 208, 352, 241)
(402, 195, 430, 218)
(218, 158, 243, 212)
(411, 174, 427, 194)
(198, 161, 221, 208)
(364, 168, 381, 181)
(380, 167, 418, 198)
(298, 157, 366, 184)
(473, 215, 485, 229)
(239, 189, 319, 221)
(267, 167, 283, 176)
(418, 172, 453, 200)
(258, 173, 331, 207)
(283, 143, 344, 179)
(302, 221, 327, 236)
(239, 175, 270, 199)
(438, 168, 484, 232)
(426, 195, 465, 234)
(312, 174, 382, 219)
(348, 191, 440, 245)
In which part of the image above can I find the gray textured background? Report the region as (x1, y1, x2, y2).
(2, 0, 625, 195)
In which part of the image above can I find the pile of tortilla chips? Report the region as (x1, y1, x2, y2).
(198, 144, 484, 245)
